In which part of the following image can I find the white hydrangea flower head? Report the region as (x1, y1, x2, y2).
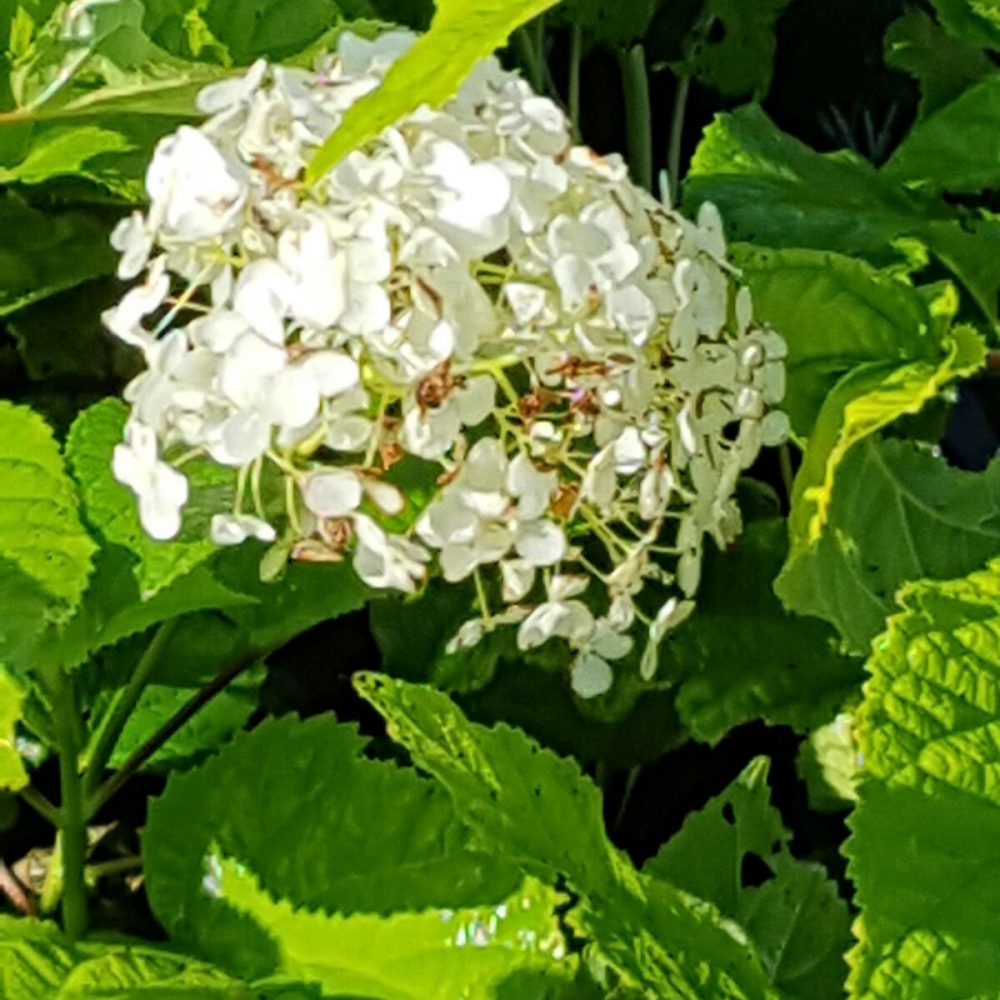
(107, 30, 787, 697)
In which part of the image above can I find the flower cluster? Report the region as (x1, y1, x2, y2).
(106, 30, 787, 697)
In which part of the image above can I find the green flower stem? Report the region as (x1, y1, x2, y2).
(47, 668, 87, 940)
(619, 44, 653, 192)
(81, 619, 180, 805)
(514, 27, 545, 94)
(667, 74, 691, 200)
(17, 785, 60, 826)
(87, 646, 268, 818)
(568, 24, 583, 137)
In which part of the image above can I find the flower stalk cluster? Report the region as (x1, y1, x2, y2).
(107, 30, 787, 697)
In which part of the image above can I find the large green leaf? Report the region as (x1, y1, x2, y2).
(646, 758, 851, 1000)
(0, 401, 95, 613)
(733, 246, 944, 436)
(776, 437, 1000, 653)
(846, 557, 1000, 998)
(67, 399, 233, 599)
(884, 10, 995, 118)
(306, 0, 564, 180)
(143, 715, 521, 980)
(682, 0, 793, 99)
(0, 670, 28, 791)
(684, 105, 1000, 320)
(208, 858, 573, 1000)
(356, 675, 780, 998)
(549, 0, 659, 48)
(0, 125, 132, 185)
(664, 518, 861, 745)
(929, 0, 1000, 51)
(784, 323, 984, 549)
(883, 74, 1000, 195)
(0, 915, 259, 998)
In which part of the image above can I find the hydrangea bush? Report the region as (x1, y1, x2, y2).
(106, 31, 787, 696)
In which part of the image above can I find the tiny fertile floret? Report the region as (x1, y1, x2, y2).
(106, 30, 788, 697)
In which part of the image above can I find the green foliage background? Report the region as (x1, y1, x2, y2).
(1, 0, 1000, 997)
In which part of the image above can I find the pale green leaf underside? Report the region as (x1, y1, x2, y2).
(211, 858, 572, 1000)
(307, 0, 563, 179)
(0, 401, 95, 611)
(356, 675, 780, 999)
(847, 557, 1000, 998)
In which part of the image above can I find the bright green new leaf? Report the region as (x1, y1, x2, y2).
(776, 437, 1000, 653)
(732, 246, 945, 436)
(797, 713, 859, 812)
(143, 715, 522, 980)
(211, 858, 573, 999)
(0, 670, 28, 791)
(356, 675, 780, 998)
(665, 518, 862, 745)
(683, 0, 793, 99)
(884, 10, 994, 118)
(646, 758, 851, 999)
(306, 0, 564, 180)
(929, 0, 1000, 51)
(0, 915, 259, 998)
(0, 401, 96, 613)
(786, 323, 984, 547)
(67, 399, 233, 599)
(847, 557, 1000, 998)
(684, 105, 1000, 320)
(884, 75, 1000, 195)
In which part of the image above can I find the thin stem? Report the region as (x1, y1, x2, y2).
(667, 74, 691, 202)
(618, 44, 653, 191)
(568, 24, 583, 138)
(18, 785, 60, 826)
(779, 444, 796, 503)
(514, 27, 544, 93)
(82, 619, 180, 801)
(49, 670, 87, 940)
(87, 649, 265, 818)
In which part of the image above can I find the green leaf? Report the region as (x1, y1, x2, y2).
(66, 399, 232, 599)
(104, 670, 263, 770)
(0, 125, 132, 184)
(732, 246, 945, 437)
(797, 713, 859, 812)
(684, 105, 1000, 320)
(776, 437, 1000, 653)
(665, 518, 861, 745)
(0, 670, 28, 791)
(683, 0, 793, 99)
(356, 675, 780, 998)
(0, 194, 116, 317)
(0, 558, 54, 670)
(0, 401, 95, 613)
(306, 0, 564, 180)
(549, 0, 658, 48)
(0, 915, 257, 998)
(209, 858, 573, 1000)
(883, 75, 1000, 195)
(646, 758, 851, 1000)
(784, 323, 984, 550)
(846, 557, 1000, 998)
(884, 10, 995, 118)
(929, 0, 1000, 51)
(143, 715, 521, 980)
